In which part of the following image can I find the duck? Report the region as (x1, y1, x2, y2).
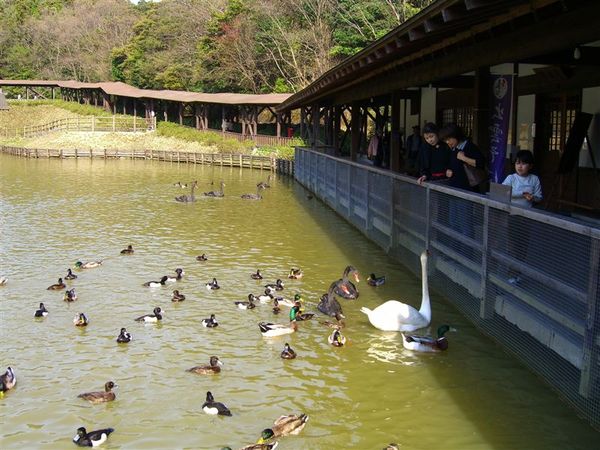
(318, 282, 345, 318)
(47, 277, 66, 290)
(74, 261, 102, 269)
(275, 293, 301, 308)
(166, 268, 184, 282)
(196, 253, 208, 261)
(289, 304, 314, 321)
(202, 391, 232, 416)
(288, 268, 303, 279)
(187, 356, 223, 375)
(202, 314, 219, 328)
(384, 445, 399, 450)
(116, 328, 132, 343)
(206, 278, 220, 290)
(0, 367, 16, 392)
(334, 265, 360, 299)
(203, 181, 226, 197)
(258, 288, 274, 303)
(360, 251, 431, 332)
(143, 276, 168, 287)
(258, 320, 297, 337)
(239, 442, 279, 450)
(259, 413, 309, 439)
(65, 268, 78, 280)
(257, 174, 272, 189)
(173, 181, 187, 188)
(367, 273, 386, 287)
(171, 289, 186, 302)
(34, 302, 49, 317)
(73, 313, 89, 327)
(402, 325, 452, 352)
(64, 288, 78, 302)
(328, 329, 347, 347)
(77, 381, 117, 404)
(120, 245, 134, 255)
(319, 313, 345, 329)
(241, 184, 266, 200)
(235, 294, 257, 310)
(0, 277, 7, 286)
(251, 269, 263, 280)
(280, 343, 296, 359)
(72, 427, 115, 447)
(135, 307, 163, 323)
(175, 180, 198, 202)
(272, 299, 281, 315)
(265, 279, 284, 291)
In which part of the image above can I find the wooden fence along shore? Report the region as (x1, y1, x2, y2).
(0, 145, 295, 175)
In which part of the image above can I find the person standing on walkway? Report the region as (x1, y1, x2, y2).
(417, 123, 451, 185)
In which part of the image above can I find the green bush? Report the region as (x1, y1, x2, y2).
(8, 99, 119, 117)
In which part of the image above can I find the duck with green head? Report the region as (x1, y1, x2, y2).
(289, 304, 314, 321)
(74, 260, 102, 269)
(402, 324, 453, 352)
(258, 413, 309, 440)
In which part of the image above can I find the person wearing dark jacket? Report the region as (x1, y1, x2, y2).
(417, 122, 451, 184)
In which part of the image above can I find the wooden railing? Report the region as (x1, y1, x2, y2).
(219, 130, 296, 146)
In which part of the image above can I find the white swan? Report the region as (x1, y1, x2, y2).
(360, 251, 431, 332)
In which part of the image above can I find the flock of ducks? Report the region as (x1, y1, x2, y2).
(174, 175, 272, 203)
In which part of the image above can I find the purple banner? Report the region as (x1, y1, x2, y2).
(489, 75, 513, 183)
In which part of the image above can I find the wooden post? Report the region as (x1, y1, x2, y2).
(332, 106, 340, 156)
(351, 102, 360, 161)
(312, 104, 320, 150)
(390, 91, 401, 172)
(179, 103, 184, 125)
(195, 104, 200, 130)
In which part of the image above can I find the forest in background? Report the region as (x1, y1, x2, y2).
(0, 0, 433, 94)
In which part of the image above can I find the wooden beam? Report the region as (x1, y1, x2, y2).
(390, 91, 401, 172)
(351, 102, 360, 161)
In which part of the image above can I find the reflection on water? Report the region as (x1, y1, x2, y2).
(0, 155, 598, 449)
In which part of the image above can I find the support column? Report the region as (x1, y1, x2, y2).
(312, 103, 320, 150)
(195, 104, 200, 130)
(390, 91, 401, 172)
(300, 107, 306, 141)
(179, 103, 184, 125)
(333, 105, 341, 156)
(351, 102, 360, 161)
(276, 113, 282, 139)
(473, 66, 491, 151)
(221, 106, 226, 133)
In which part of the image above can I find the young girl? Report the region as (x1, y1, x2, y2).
(417, 122, 451, 185)
(502, 150, 543, 208)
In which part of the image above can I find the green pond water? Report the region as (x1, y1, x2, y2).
(0, 154, 598, 449)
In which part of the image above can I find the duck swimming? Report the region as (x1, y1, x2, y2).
(367, 273, 386, 287)
(73, 313, 89, 327)
(288, 268, 303, 279)
(196, 253, 208, 261)
(202, 314, 219, 328)
(257, 174, 272, 189)
(258, 288, 274, 303)
(0, 367, 16, 392)
(402, 325, 452, 352)
(317, 282, 345, 318)
(265, 279, 284, 291)
(319, 313, 345, 329)
(328, 329, 346, 347)
(258, 320, 297, 337)
(64, 288, 78, 302)
(251, 269, 263, 280)
(73, 427, 115, 447)
(175, 180, 198, 203)
(203, 181, 226, 197)
(78, 381, 117, 404)
(0, 277, 7, 286)
(241, 184, 266, 200)
(135, 307, 163, 323)
(171, 290, 186, 302)
(360, 251, 431, 332)
(47, 277, 66, 290)
(275, 293, 301, 308)
(235, 294, 257, 310)
(259, 414, 309, 440)
(65, 268, 78, 280)
(289, 304, 314, 321)
(143, 276, 168, 287)
(120, 245, 134, 255)
(187, 356, 223, 375)
(34, 302, 49, 317)
(166, 268, 184, 282)
(202, 391, 232, 416)
(272, 299, 281, 315)
(239, 442, 279, 450)
(74, 261, 102, 269)
(116, 328, 131, 343)
(280, 343, 296, 359)
(334, 265, 360, 299)
(206, 278, 220, 290)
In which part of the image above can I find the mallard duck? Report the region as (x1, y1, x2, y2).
(288, 268, 303, 279)
(206, 278, 220, 290)
(202, 391, 231, 416)
(203, 181, 226, 197)
(135, 307, 163, 323)
(64, 288, 78, 302)
(0, 367, 16, 392)
(74, 261, 102, 269)
(166, 268, 184, 282)
(319, 313, 345, 329)
(240, 442, 278, 450)
(171, 290, 186, 302)
(275, 293, 301, 308)
(289, 304, 314, 321)
(259, 321, 297, 337)
(280, 343, 296, 359)
(272, 299, 281, 315)
(318, 282, 345, 318)
(34, 302, 49, 317)
(175, 180, 198, 202)
(187, 356, 223, 375)
(202, 314, 219, 328)
(116, 328, 131, 343)
(196, 254, 208, 262)
(402, 325, 452, 352)
(47, 277, 66, 290)
(251, 269, 263, 280)
(143, 276, 168, 287)
(265, 279, 284, 291)
(360, 251, 431, 332)
(78, 381, 117, 404)
(258, 288, 274, 303)
(73, 313, 89, 327)
(65, 268, 78, 280)
(259, 414, 309, 440)
(241, 184, 265, 200)
(384, 444, 399, 450)
(334, 265, 360, 299)
(367, 273, 386, 287)
(328, 329, 346, 347)
(257, 174, 272, 189)
(73, 427, 114, 447)
(235, 294, 257, 310)
(120, 245, 134, 255)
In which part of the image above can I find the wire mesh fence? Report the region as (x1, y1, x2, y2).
(295, 147, 600, 429)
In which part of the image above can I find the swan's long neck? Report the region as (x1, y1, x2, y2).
(418, 254, 431, 322)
